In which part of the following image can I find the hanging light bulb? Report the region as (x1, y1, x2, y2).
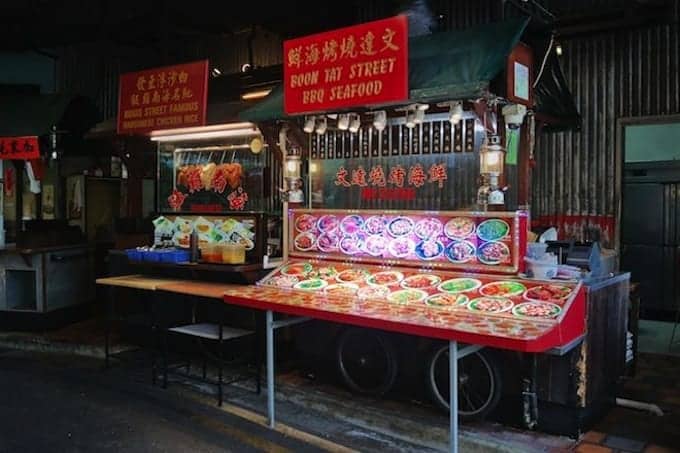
(337, 114, 350, 130)
(315, 117, 327, 135)
(303, 116, 315, 133)
(349, 114, 361, 133)
(449, 101, 463, 125)
(372, 110, 387, 131)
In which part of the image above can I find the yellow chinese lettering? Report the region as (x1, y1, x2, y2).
(151, 90, 161, 103)
(172, 87, 181, 101)
(288, 46, 303, 68)
(158, 72, 167, 89)
(136, 76, 146, 91)
(181, 87, 193, 99)
(304, 43, 320, 65)
(178, 71, 188, 84)
(322, 40, 338, 62)
(381, 28, 399, 52)
(130, 94, 140, 106)
(168, 71, 178, 86)
(148, 74, 156, 90)
(142, 92, 151, 105)
(162, 89, 171, 103)
(359, 31, 377, 56)
(339, 35, 357, 59)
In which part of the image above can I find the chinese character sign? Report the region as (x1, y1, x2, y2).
(284, 15, 408, 114)
(0, 136, 40, 160)
(117, 60, 209, 135)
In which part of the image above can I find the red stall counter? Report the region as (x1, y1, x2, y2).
(222, 259, 587, 353)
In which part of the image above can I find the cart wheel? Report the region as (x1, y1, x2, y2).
(336, 328, 398, 396)
(425, 344, 502, 421)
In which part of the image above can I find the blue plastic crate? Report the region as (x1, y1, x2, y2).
(142, 250, 162, 262)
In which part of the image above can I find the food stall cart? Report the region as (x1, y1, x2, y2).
(219, 208, 586, 453)
(224, 14, 630, 451)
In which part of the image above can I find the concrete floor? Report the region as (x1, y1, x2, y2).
(0, 348, 324, 453)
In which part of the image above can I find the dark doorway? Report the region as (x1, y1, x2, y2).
(620, 118, 680, 321)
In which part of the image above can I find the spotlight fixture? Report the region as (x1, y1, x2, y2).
(315, 117, 327, 135)
(211, 67, 222, 77)
(337, 114, 350, 131)
(303, 116, 315, 134)
(405, 109, 416, 129)
(449, 101, 463, 125)
(372, 110, 387, 131)
(349, 114, 361, 133)
(555, 44, 563, 56)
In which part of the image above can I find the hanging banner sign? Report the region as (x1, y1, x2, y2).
(117, 60, 209, 135)
(283, 15, 408, 115)
(0, 136, 40, 160)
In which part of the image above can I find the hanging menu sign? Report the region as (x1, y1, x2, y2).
(117, 60, 209, 135)
(283, 15, 408, 115)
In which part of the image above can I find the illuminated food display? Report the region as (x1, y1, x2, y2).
(288, 209, 527, 274)
(258, 259, 580, 330)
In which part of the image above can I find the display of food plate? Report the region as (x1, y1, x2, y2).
(340, 215, 364, 235)
(523, 285, 573, 303)
(387, 289, 428, 304)
(444, 240, 476, 263)
(336, 268, 370, 283)
(363, 215, 388, 235)
(281, 262, 313, 277)
(401, 274, 441, 289)
(317, 232, 340, 252)
(339, 235, 364, 255)
(467, 297, 514, 313)
(364, 235, 388, 256)
(293, 278, 328, 291)
(294, 232, 317, 251)
(476, 219, 510, 242)
(324, 283, 359, 297)
(444, 217, 476, 239)
(295, 214, 317, 233)
(388, 237, 415, 258)
(425, 293, 469, 308)
(477, 241, 511, 265)
(415, 240, 444, 260)
(264, 275, 299, 288)
(310, 266, 338, 279)
(512, 301, 562, 319)
(357, 285, 390, 300)
(317, 214, 339, 232)
(366, 271, 404, 286)
(414, 218, 443, 239)
(479, 281, 527, 298)
(438, 278, 482, 294)
(387, 216, 414, 237)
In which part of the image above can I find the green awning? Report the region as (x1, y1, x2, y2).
(240, 17, 529, 122)
(0, 93, 100, 137)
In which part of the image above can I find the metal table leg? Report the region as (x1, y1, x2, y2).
(449, 340, 458, 453)
(105, 288, 113, 369)
(266, 310, 275, 428)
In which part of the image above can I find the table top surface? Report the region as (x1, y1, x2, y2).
(96, 274, 192, 291)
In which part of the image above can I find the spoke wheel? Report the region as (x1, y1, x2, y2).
(425, 344, 502, 420)
(336, 328, 398, 396)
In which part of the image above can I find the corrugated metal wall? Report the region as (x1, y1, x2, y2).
(532, 0, 680, 247)
(357, 0, 680, 247)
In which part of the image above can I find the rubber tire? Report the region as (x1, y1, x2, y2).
(336, 328, 399, 396)
(424, 344, 502, 421)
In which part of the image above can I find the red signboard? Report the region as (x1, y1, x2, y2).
(117, 60, 209, 135)
(283, 15, 408, 115)
(0, 136, 40, 160)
